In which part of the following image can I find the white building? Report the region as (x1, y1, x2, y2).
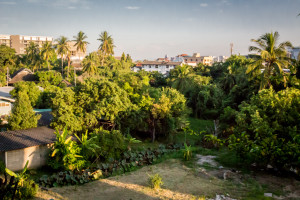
(133, 61, 182, 75)
(288, 47, 300, 60)
(213, 56, 228, 63)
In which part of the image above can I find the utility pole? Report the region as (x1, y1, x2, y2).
(74, 67, 76, 86)
(230, 43, 233, 56)
(6, 67, 9, 87)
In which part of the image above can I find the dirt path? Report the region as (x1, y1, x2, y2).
(35, 159, 300, 200)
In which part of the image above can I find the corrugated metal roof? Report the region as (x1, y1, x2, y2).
(0, 126, 56, 152)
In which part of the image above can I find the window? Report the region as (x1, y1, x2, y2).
(149, 66, 151, 68)
(166, 65, 169, 68)
(155, 65, 158, 68)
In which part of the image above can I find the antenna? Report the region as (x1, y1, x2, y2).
(230, 43, 233, 56)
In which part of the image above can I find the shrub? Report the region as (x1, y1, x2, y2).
(48, 128, 86, 171)
(183, 143, 192, 160)
(148, 173, 163, 190)
(15, 179, 39, 200)
(228, 88, 300, 171)
(94, 129, 126, 161)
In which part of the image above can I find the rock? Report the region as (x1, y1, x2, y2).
(219, 166, 224, 169)
(251, 163, 257, 167)
(223, 170, 235, 180)
(267, 164, 273, 169)
(264, 193, 272, 197)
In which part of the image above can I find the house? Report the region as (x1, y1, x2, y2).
(0, 126, 56, 171)
(133, 61, 182, 75)
(0, 96, 15, 116)
(8, 68, 36, 85)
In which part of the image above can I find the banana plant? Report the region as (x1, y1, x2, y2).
(75, 131, 100, 159)
(183, 143, 192, 161)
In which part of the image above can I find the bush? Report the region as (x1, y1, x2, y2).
(228, 88, 300, 171)
(148, 173, 163, 189)
(15, 179, 39, 200)
(94, 129, 126, 161)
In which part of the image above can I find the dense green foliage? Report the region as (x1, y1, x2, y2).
(35, 71, 63, 88)
(48, 129, 86, 171)
(8, 91, 40, 130)
(228, 88, 300, 169)
(10, 82, 41, 107)
(0, 45, 17, 86)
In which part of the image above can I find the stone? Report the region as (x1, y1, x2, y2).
(264, 193, 272, 197)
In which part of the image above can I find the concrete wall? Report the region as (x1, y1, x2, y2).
(6, 144, 52, 171)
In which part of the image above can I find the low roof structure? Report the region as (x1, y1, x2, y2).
(8, 68, 36, 84)
(0, 126, 56, 152)
(0, 86, 14, 98)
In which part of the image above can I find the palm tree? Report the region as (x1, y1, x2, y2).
(55, 36, 69, 75)
(98, 31, 115, 66)
(247, 31, 292, 89)
(25, 42, 39, 67)
(171, 64, 192, 92)
(73, 31, 89, 62)
(40, 42, 54, 71)
(82, 52, 98, 75)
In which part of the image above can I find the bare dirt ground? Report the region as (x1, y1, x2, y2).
(34, 159, 300, 200)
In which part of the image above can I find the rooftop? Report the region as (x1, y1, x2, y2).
(0, 126, 56, 152)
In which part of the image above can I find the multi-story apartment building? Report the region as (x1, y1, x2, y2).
(133, 61, 182, 75)
(66, 41, 86, 62)
(0, 34, 53, 54)
(213, 56, 228, 63)
(179, 53, 214, 66)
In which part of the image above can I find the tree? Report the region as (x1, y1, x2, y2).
(10, 82, 42, 107)
(247, 31, 292, 89)
(0, 45, 16, 86)
(98, 31, 114, 66)
(40, 41, 54, 71)
(121, 52, 126, 62)
(82, 52, 99, 75)
(8, 91, 40, 130)
(170, 64, 192, 91)
(73, 31, 89, 62)
(25, 42, 40, 72)
(55, 36, 69, 75)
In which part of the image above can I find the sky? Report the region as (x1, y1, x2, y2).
(0, 0, 300, 60)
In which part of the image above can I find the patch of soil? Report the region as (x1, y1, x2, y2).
(35, 159, 300, 200)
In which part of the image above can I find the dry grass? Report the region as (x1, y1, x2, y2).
(34, 159, 300, 200)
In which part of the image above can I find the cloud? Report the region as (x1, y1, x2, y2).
(200, 3, 208, 7)
(0, 1, 17, 5)
(125, 6, 140, 10)
(67, 6, 76, 9)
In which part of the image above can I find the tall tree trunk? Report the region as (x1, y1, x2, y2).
(61, 56, 64, 77)
(47, 59, 50, 71)
(151, 119, 155, 143)
(67, 60, 70, 79)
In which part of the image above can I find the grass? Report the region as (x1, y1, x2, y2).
(188, 117, 214, 133)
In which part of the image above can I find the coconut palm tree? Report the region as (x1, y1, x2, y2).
(40, 42, 54, 71)
(73, 31, 89, 62)
(98, 31, 115, 66)
(171, 64, 192, 92)
(55, 36, 69, 75)
(82, 52, 98, 75)
(247, 31, 292, 89)
(25, 42, 39, 66)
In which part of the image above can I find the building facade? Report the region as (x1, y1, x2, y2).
(288, 47, 300, 60)
(0, 34, 53, 54)
(133, 61, 182, 75)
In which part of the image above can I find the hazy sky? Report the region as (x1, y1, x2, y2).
(0, 0, 299, 60)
